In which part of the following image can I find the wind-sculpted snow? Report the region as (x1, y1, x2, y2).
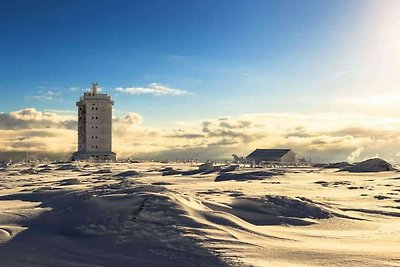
(56, 163, 81, 171)
(340, 158, 396, 172)
(0, 184, 231, 266)
(215, 170, 280, 182)
(230, 196, 332, 225)
(114, 170, 140, 177)
(0, 162, 400, 266)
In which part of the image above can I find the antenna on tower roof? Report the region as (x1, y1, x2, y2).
(91, 82, 98, 94)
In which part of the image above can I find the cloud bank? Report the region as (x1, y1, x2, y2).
(1, 108, 400, 163)
(115, 83, 189, 96)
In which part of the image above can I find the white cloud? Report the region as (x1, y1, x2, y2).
(335, 95, 400, 107)
(44, 109, 76, 115)
(347, 147, 364, 162)
(0, 108, 76, 131)
(2, 108, 400, 163)
(26, 90, 62, 101)
(114, 113, 143, 125)
(115, 83, 190, 96)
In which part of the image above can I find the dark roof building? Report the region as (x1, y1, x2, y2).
(246, 149, 295, 164)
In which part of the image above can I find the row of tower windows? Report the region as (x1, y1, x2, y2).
(90, 154, 111, 160)
(92, 136, 98, 139)
(91, 107, 99, 110)
(91, 126, 98, 129)
(91, 116, 98, 120)
(78, 145, 99, 149)
(91, 103, 109, 107)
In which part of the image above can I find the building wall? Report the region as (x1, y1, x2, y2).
(281, 150, 296, 163)
(77, 104, 86, 152)
(85, 101, 112, 152)
(73, 88, 116, 161)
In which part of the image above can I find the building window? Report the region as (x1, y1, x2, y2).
(95, 116, 98, 119)
(96, 107, 98, 110)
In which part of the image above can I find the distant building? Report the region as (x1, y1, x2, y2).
(72, 83, 116, 162)
(246, 149, 295, 164)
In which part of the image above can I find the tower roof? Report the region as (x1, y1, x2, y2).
(77, 82, 114, 104)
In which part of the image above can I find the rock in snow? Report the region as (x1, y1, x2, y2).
(340, 158, 396, 173)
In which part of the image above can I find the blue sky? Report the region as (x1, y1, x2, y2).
(1, 0, 384, 123)
(1, 0, 400, 161)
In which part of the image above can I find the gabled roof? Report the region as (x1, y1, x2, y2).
(246, 149, 292, 161)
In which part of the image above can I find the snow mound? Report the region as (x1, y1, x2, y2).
(324, 162, 352, 169)
(215, 171, 279, 182)
(162, 168, 202, 176)
(115, 170, 140, 177)
(219, 165, 238, 173)
(0, 184, 231, 266)
(56, 164, 80, 171)
(340, 158, 396, 172)
(19, 168, 38, 174)
(207, 195, 332, 226)
(37, 164, 52, 172)
(58, 178, 81, 186)
(93, 168, 113, 174)
(198, 161, 214, 171)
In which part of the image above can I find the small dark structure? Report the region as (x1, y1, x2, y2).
(246, 149, 296, 164)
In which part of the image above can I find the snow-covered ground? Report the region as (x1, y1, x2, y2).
(0, 162, 399, 266)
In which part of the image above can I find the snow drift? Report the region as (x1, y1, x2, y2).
(215, 170, 280, 182)
(340, 158, 396, 172)
(206, 195, 332, 226)
(0, 184, 230, 267)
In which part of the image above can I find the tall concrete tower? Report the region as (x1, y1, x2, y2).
(72, 83, 116, 161)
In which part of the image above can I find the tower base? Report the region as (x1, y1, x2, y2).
(71, 151, 117, 162)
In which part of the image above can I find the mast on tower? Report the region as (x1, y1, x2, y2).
(91, 82, 98, 94)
